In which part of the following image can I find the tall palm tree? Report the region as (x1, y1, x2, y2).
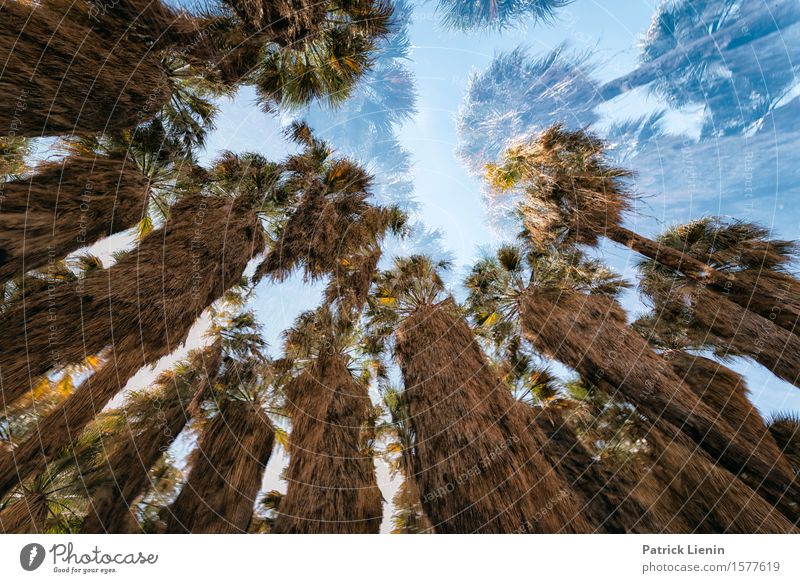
(647, 218, 800, 331)
(268, 145, 399, 532)
(637, 219, 800, 386)
(465, 244, 798, 528)
(489, 126, 797, 321)
(80, 343, 222, 533)
(0, 84, 225, 285)
(437, 0, 570, 31)
(633, 311, 794, 479)
(0, 154, 274, 498)
(367, 255, 593, 533)
(166, 398, 275, 533)
(165, 312, 276, 533)
(487, 126, 800, 384)
(272, 309, 383, 533)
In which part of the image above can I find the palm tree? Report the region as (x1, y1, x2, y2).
(457, 47, 600, 175)
(636, 220, 800, 388)
(164, 393, 274, 534)
(367, 255, 593, 533)
(253, 122, 404, 286)
(165, 311, 276, 533)
(80, 343, 222, 533)
(0, 151, 275, 498)
(465, 244, 798, 528)
(268, 150, 398, 532)
(0, 75, 227, 285)
(272, 309, 383, 533)
(633, 311, 794, 479)
(646, 218, 800, 332)
(457, 1, 800, 169)
(487, 126, 800, 381)
(437, 0, 570, 31)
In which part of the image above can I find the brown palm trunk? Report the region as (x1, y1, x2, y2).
(81, 344, 222, 534)
(0, 193, 261, 406)
(720, 269, 800, 335)
(768, 418, 800, 474)
(687, 287, 800, 389)
(610, 226, 727, 286)
(0, 491, 48, 533)
(165, 399, 275, 533)
(610, 226, 800, 334)
(642, 421, 794, 533)
(0, 1, 169, 137)
(527, 404, 664, 533)
(518, 288, 799, 525)
(272, 352, 383, 534)
(0, 155, 149, 285)
(0, 194, 263, 499)
(665, 350, 793, 477)
(394, 301, 594, 533)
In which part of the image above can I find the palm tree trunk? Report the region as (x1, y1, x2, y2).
(0, 1, 169, 137)
(609, 226, 731, 285)
(0, 491, 48, 533)
(518, 288, 799, 525)
(767, 416, 800, 474)
(643, 419, 794, 533)
(0, 155, 149, 285)
(394, 301, 594, 533)
(81, 344, 222, 534)
(165, 399, 274, 533)
(0, 194, 263, 498)
(527, 404, 664, 533)
(665, 350, 794, 477)
(272, 352, 383, 534)
(687, 287, 800, 389)
(0, 193, 262, 408)
(723, 269, 800, 334)
(610, 226, 800, 335)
